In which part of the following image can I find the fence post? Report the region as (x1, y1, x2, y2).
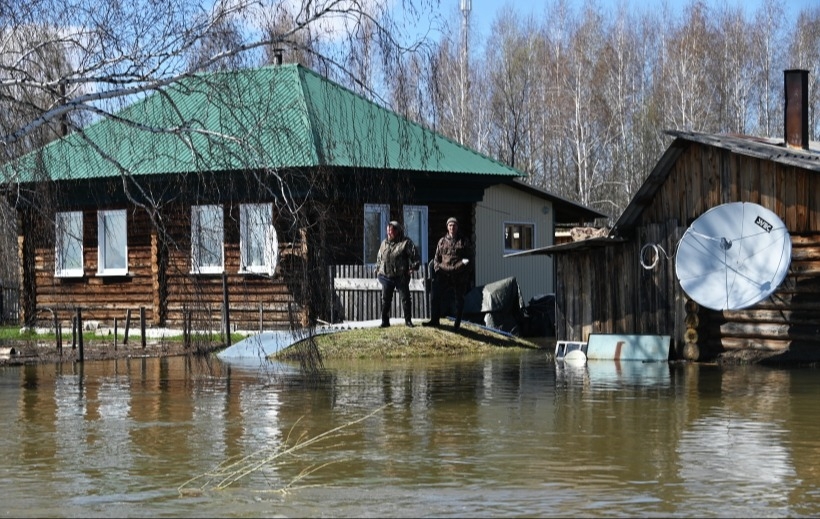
(114, 318, 118, 351)
(424, 262, 430, 319)
(222, 272, 231, 346)
(182, 306, 190, 349)
(76, 307, 84, 363)
(56, 321, 62, 354)
(52, 310, 60, 351)
(123, 309, 131, 346)
(329, 265, 334, 324)
(140, 306, 146, 349)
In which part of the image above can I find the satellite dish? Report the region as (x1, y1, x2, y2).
(674, 202, 791, 311)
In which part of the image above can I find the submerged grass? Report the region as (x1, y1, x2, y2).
(274, 320, 545, 361)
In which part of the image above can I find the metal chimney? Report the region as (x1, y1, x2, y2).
(784, 69, 809, 150)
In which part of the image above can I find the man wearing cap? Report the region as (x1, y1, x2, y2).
(375, 220, 421, 328)
(423, 217, 474, 330)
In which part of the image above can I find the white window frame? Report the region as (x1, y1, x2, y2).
(364, 203, 389, 265)
(191, 205, 224, 274)
(55, 211, 84, 278)
(503, 221, 536, 253)
(403, 205, 428, 265)
(97, 209, 128, 276)
(239, 203, 278, 276)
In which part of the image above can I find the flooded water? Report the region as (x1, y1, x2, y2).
(1, 349, 820, 517)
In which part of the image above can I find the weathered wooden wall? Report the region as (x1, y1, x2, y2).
(555, 222, 687, 358)
(23, 208, 163, 328)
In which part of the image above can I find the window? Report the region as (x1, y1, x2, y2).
(504, 222, 535, 252)
(191, 205, 224, 274)
(55, 211, 84, 278)
(97, 209, 128, 276)
(239, 203, 278, 275)
(363, 203, 389, 264)
(403, 205, 428, 264)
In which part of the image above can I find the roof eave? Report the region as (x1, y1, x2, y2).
(503, 236, 627, 257)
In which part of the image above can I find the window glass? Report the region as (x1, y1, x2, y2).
(364, 204, 389, 264)
(504, 222, 535, 251)
(56, 211, 84, 277)
(240, 203, 278, 275)
(98, 209, 127, 275)
(191, 205, 224, 274)
(403, 205, 428, 264)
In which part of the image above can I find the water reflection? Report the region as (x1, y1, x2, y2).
(555, 359, 673, 387)
(1, 353, 820, 517)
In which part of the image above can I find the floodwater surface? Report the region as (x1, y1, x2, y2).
(1, 349, 819, 517)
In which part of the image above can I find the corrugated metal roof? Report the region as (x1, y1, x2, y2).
(5, 64, 524, 183)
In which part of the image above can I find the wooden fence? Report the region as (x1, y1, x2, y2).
(4, 263, 434, 331)
(329, 264, 430, 323)
(0, 285, 18, 325)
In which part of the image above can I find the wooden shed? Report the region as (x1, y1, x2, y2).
(508, 70, 820, 363)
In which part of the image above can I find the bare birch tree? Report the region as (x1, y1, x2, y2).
(788, 7, 820, 137)
(749, 0, 787, 138)
(0, 0, 439, 327)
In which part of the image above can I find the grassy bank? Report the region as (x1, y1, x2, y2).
(275, 320, 549, 360)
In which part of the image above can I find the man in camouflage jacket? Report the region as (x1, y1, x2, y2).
(423, 217, 474, 330)
(375, 221, 421, 327)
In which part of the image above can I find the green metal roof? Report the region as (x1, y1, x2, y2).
(5, 64, 523, 183)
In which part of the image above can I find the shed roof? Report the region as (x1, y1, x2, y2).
(611, 130, 820, 235)
(4, 64, 524, 183)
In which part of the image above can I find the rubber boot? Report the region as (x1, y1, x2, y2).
(453, 293, 464, 330)
(403, 298, 414, 327)
(381, 291, 392, 328)
(422, 300, 439, 327)
(423, 279, 440, 327)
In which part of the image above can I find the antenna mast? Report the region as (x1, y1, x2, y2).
(460, 0, 471, 145)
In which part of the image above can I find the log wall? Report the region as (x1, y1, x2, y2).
(21, 203, 310, 332)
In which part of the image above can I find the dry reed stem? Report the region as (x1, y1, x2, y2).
(178, 405, 387, 496)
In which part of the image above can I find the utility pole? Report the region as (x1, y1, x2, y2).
(460, 0, 471, 145)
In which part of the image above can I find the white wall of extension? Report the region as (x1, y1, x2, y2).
(474, 183, 555, 304)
